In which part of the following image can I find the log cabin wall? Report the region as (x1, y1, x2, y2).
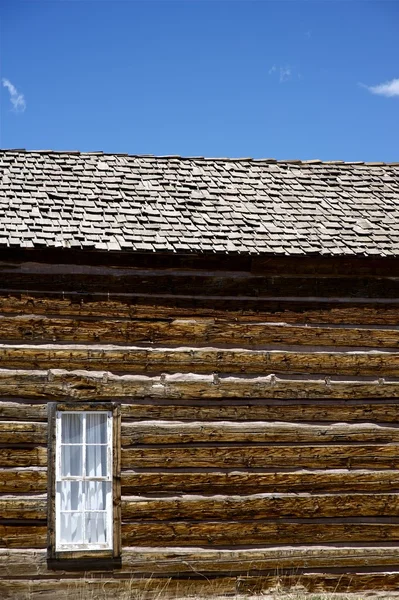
(1, 250, 399, 597)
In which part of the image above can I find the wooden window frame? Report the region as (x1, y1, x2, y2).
(47, 402, 121, 568)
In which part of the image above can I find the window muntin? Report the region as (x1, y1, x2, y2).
(55, 411, 113, 551)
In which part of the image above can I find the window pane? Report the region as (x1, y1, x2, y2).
(60, 512, 83, 544)
(86, 413, 107, 444)
(85, 481, 109, 510)
(61, 445, 83, 477)
(61, 413, 83, 443)
(58, 481, 83, 511)
(85, 512, 108, 544)
(86, 445, 107, 477)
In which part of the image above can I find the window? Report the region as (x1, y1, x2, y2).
(48, 403, 121, 564)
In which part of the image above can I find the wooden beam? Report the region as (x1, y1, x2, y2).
(0, 447, 46, 467)
(121, 421, 399, 445)
(1, 316, 399, 348)
(0, 345, 398, 376)
(0, 369, 398, 400)
(122, 470, 399, 494)
(122, 493, 399, 520)
(2, 294, 399, 325)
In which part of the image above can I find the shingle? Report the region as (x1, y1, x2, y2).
(0, 150, 399, 256)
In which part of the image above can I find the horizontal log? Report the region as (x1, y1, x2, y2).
(0, 422, 46, 444)
(122, 470, 399, 494)
(121, 421, 399, 445)
(2, 399, 399, 423)
(0, 577, 237, 600)
(121, 444, 399, 470)
(0, 447, 46, 467)
(238, 572, 399, 594)
(122, 493, 399, 520)
(120, 400, 399, 423)
(0, 497, 46, 520)
(3, 267, 399, 298)
(122, 521, 399, 546)
(0, 524, 46, 548)
(1, 369, 399, 400)
(2, 573, 399, 599)
(3, 547, 399, 577)
(2, 316, 399, 349)
(0, 469, 47, 493)
(0, 345, 398, 376)
(2, 294, 399, 325)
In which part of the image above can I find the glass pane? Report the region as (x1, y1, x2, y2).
(61, 445, 83, 477)
(60, 512, 83, 544)
(85, 512, 107, 544)
(58, 481, 83, 511)
(86, 445, 107, 477)
(85, 481, 109, 510)
(61, 413, 83, 444)
(86, 413, 107, 444)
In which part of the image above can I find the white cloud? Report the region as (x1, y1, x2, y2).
(279, 66, 291, 83)
(268, 65, 292, 83)
(2, 78, 26, 112)
(366, 78, 399, 98)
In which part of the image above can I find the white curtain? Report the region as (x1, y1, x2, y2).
(59, 412, 109, 545)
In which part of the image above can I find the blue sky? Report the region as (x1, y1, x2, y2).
(1, 0, 398, 161)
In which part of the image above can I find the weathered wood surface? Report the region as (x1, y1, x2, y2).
(0, 370, 398, 399)
(0, 524, 46, 548)
(122, 470, 399, 494)
(122, 493, 399, 520)
(4, 546, 399, 577)
(2, 294, 399, 325)
(0, 447, 46, 467)
(4, 492, 399, 522)
(3, 399, 399, 423)
(5, 469, 399, 496)
(121, 421, 399, 445)
(0, 345, 398, 376)
(121, 400, 399, 423)
(122, 521, 399, 546)
(0, 421, 46, 444)
(0, 497, 46, 520)
(0, 469, 47, 493)
(121, 444, 399, 470)
(10, 420, 399, 448)
(3, 572, 399, 599)
(4, 520, 399, 549)
(3, 267, 399, 298)
(3, 316, 399, 349)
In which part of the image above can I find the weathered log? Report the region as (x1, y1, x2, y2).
(0, 447, 46, 467)
(0, 577, 237, 600)
(3, 267, 399, 298)
(120, 400, 399, 423)
(121, 470, 399, 494)
(0, 524, 46, 548)
(2, 572, 399, 599)
(3, 546, 399, 577)
(121, 421, 399, 445)
(0, 421, 46, 444)
(122, 493, 399, 520)
(122, 521, 399, 546)
(2, 294, 399, 325)
(0, 469, 47, 493)
(2, 399, 399, 423)
(1, 316, 399, 349)
(0, 497, 46, 520)
(121, 444, 399, 470)
(0, 370, 398, 400)
(0, 345, 398, 376)
(237, 572, 399, 594)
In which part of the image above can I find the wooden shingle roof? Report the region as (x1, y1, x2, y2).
(1, 149, 399, 256)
